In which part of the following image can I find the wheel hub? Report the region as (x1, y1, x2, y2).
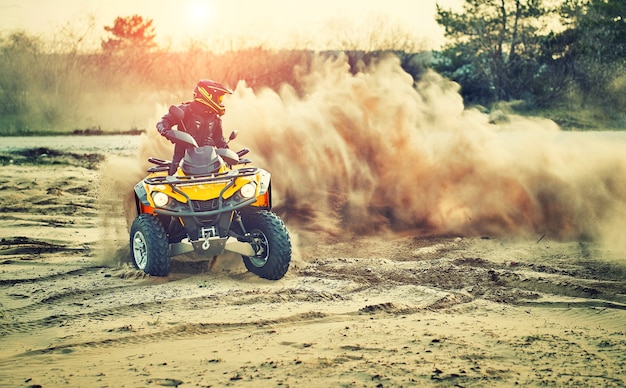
(248, 230, 269, 267)
(132, 231, 148, 270)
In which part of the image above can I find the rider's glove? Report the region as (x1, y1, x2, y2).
(157, 121, 168, 135)
(163, 130, 176, 144)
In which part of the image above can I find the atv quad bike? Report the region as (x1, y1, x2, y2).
(129, 106, 291, 279)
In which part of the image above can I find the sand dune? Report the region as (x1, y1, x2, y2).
(0, 150, 624, 387)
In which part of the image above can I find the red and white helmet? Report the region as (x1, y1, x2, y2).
(193, 79, 232, 115)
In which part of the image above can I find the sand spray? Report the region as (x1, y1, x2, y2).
(96, 53, 626, 269)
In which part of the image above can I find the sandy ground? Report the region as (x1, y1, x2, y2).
(1, 153, 625, 388)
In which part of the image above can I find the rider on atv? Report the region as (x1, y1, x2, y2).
(133, 82, 292, 279)
(157, 80, 233, 175)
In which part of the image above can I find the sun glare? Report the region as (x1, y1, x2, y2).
(186, 0, 213, 28)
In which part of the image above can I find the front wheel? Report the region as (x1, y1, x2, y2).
(241, 210, 292, 280)
(129, 214, 170, 276)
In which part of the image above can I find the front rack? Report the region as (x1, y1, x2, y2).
(144, 167, 259, 186)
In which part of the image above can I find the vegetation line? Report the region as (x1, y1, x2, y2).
(0, 1, 624, 134)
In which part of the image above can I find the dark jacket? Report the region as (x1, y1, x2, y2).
(157, 101, 228, 174)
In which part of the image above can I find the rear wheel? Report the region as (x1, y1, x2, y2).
(241, 210, 291, 280)
(129, 214, 170, 276)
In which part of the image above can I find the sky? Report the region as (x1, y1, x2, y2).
(0, 0, 460, 51)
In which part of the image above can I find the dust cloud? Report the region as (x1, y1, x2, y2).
(98, 53, 626, 254)
(219, 53, 626, 249)
(95, 130, 173, 266)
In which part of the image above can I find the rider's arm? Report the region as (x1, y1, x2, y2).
(211, 118, 229, 148)
(156, 104, 188, 136)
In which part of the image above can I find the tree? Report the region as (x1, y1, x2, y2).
(435, 0, 557, 106)
(547, 0, 626, 109)
(101, 15, 156, 55)
(0, 32, 42, 116)
(99, 15, 159, 86)
(558, 0, 626, 61)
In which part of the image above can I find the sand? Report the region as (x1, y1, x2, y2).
(0, 150, 625, 388)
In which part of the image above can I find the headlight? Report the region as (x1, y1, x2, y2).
(239, 183, 257, 199)
(152, 191, 170, 207)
